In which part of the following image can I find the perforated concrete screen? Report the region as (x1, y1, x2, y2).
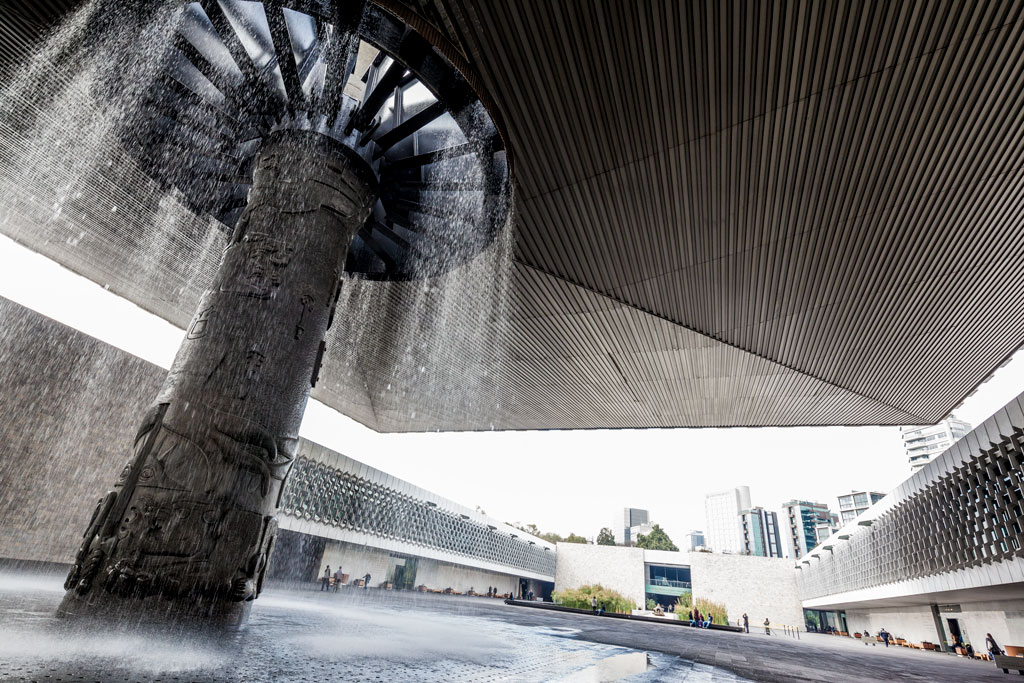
(800, 393, 1024, 602)
(280, 452, 556, 578)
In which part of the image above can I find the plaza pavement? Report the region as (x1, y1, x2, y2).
(389, 590, 1010, 682)
(0, 571, 1011, 682)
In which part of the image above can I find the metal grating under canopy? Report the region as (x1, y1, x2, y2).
(115, 1, 508, 281)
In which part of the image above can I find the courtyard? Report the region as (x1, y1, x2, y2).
(0, 568, 1007, 683)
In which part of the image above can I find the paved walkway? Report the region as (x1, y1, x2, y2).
(265, 587, 1011, 682)
(453, 595, 1006, 682)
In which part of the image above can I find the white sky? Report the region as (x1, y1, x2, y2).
(3, 232, 1023, 546)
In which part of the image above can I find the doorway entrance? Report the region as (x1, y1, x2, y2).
(946, 617, 967, 649)
(385, 555, 418, 590)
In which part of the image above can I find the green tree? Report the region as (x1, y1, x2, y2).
(510, 522, 564, 544)
(634, 524, 678, 551)
(564, 532, 588, 544)
(596, 527, 616, 546)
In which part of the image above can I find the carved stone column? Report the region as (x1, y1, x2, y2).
(58, 131, 377, 626)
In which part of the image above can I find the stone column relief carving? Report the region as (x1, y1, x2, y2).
(59, 132, 377, 625)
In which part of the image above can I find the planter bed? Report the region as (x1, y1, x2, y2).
(503, 599, 744, 632)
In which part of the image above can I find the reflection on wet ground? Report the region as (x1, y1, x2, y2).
(0, 571, 747, 682)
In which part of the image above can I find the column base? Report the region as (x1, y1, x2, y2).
(56, 587, 251, 629)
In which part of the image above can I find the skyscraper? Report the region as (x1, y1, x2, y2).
(740, 507, 784, 557)
(780, 500, 838, 559)
(704, 486, 751, 553)
(615, 507, 650, 545)
(683, 530, 706, 551)
(901, 416, 972, 470)
(838, 491, 886, 525)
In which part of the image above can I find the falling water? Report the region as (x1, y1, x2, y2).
(0, 0, 518, 431)
(0, 4, 753, 681)
(0, 1, 225, 326)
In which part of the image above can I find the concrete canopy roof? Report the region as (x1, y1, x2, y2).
(1, 0, 1023, 431)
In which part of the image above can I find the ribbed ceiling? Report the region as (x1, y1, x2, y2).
(434, 0, 1024, 425)
(2, 0, 1023, 430)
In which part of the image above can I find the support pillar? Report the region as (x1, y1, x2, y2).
(58, 131, 377, 626)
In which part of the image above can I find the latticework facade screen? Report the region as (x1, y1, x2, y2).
(280, 456, 556, 577)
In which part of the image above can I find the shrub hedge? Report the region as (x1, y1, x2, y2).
(677, 595, 728, 626)
(552, 584, 636, 614)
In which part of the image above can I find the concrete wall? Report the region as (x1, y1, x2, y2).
(843, 605, 934, 642)
(843, 599, 1024, 648)
(0, 298, 164, 563)
(415, 558, 518, 596)
(689, 552, 804, 629)
(321, 542, 391, 585)
(553, 544, 804, 627)
(318, 539, 519, 594)
(553, 543, 645, 607)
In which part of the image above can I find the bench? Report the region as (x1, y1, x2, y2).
(994, 654, 1024, 675)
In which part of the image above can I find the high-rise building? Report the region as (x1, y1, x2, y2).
(837, 491, 887, 525)
(683, 530, 706, 551)
(629, 522, 655, 545)
(780, 500, 838, 559)
(814, 521, 836, 544)
(901, 417, 972, 470)
(704, 486, 751, 553)
(615, 507, 650, 545)
(740, 507, 784, 557)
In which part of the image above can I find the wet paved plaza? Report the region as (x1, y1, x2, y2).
(0, 570, 741, 682)
(0, 570, 1010, 682)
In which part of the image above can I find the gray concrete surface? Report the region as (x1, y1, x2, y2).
(0, 570, 1011, 682)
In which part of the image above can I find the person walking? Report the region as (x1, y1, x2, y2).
(333, 567, 343, 592)
(880, 628, 890, 647)
(363, 572, 371, 590)
(763, 617, 771, 635)
(321, 565, 331, 592)
(591, 595, 598, 614)
(986, 632, 1003, 659)
(743, 613, 749, 633)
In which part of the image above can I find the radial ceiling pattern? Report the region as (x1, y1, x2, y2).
(2, 0, 1024, 431)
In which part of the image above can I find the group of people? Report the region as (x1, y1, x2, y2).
(687, 609, 715, 628)
(320, 565, 342, 592)
(320, 565, 372, 592)
(861, 628, 889, 646)
(861, 627, 1004, 660)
